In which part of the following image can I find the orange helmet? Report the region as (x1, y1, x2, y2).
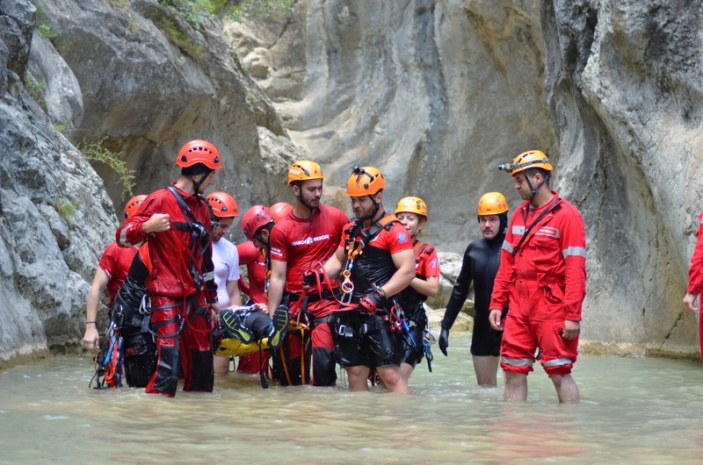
(241, 205, 273, 241)
(123, 194, 147, 221)
(498, 150, 553, 176)
(176, 139, 222, 170)
(206, 192, 239, 218)
(288, 161, 323, 185)
(477, 192, 509, 216)
(395, 196, 428, 219)
(346, 166, 386, 197)
(269, 202, 293, 222)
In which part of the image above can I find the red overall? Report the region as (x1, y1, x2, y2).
(686, 213, 703, 359)
(490, 192, 586, 376)
(116, 184, 217, 397)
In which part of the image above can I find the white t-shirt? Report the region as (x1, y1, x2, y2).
(212, 237, 240, 307)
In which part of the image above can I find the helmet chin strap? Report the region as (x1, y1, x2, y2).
(370, 196, 381, 220)
(527, 173, 551, 198)
(189, 175, 208, 200)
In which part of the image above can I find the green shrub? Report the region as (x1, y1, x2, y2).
(157, 18, 204, 59)
(79, 138, 136, 200)
(159, 0, 295, 24)
(24, 72, 47, 109)
(52, 195, 78, 221)
(36, 7, 58, 39)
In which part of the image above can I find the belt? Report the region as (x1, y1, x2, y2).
(287, 288, 340, 303)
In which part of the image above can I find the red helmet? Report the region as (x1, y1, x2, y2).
(241, 205, 273, 240)
(175, 139, 222, 170)
(269, 202, 293, 222)
(123, 194, 147, 222)
(206, 192, 239, 218)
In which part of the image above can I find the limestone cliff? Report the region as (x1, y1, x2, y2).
(229, 0, 702, 356)
(0, 0, 303, 367)
(1, 0, 701, 365)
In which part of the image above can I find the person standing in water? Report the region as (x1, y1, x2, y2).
(439, 192, 509, 387)
(683, 211, 703, 360)
(116, 139, 221, 397)
(206, 191, 243, 376)
(488, 150, 587, 403)
(394, 196, 440, 383)
(319, 166, 415, 393)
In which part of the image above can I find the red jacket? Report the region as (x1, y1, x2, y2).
(98, 242, 138, 305)
(237, 240, 268, 304)
(489, 192, 587, 321)
(688, 213, 703, 295)
(116, 184, 216, 301)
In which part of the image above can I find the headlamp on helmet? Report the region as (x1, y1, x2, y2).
(498, 150, 553, 177)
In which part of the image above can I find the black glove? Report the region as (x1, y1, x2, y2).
(439, 327, 449, 356)
(359, 292, 385, 314)
(302, 268, 324, 288)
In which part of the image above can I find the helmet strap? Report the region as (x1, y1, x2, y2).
(188, 169, 212, 197)
(528, 172, 550, 198)
(369, 195, 382, 221)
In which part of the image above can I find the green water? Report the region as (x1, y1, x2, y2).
(1, 334, 703, 465)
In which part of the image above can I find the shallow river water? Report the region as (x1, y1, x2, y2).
(2, 334, 703, 465)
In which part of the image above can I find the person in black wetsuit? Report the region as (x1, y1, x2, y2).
(438, 192, 509, 387)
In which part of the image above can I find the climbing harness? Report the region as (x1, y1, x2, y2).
(167, 186, 211, 292)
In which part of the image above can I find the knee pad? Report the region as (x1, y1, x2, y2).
(147, 345, 180, 397)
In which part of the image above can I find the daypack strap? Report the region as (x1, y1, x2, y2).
(511, 197, 562, 255)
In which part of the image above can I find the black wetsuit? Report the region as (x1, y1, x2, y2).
(441, 231, 507, 357)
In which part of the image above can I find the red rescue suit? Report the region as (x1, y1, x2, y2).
(116, 184, 217, 397)
(686, 213, 703, 358)
(489, 192, 587, 376)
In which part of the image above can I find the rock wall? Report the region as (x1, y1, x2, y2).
(0, 0, 116, 366)
(0, 0, 302, 366)
(542, 0, 701, 354)
(1, 0, 701, 364)
(229, 0, 557, 252)
(230, 0, 702, 356)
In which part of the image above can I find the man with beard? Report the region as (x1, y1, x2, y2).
(439, 192, 509, 387)
(267, 161, 348, 386)
(319, 166, 416, 393)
